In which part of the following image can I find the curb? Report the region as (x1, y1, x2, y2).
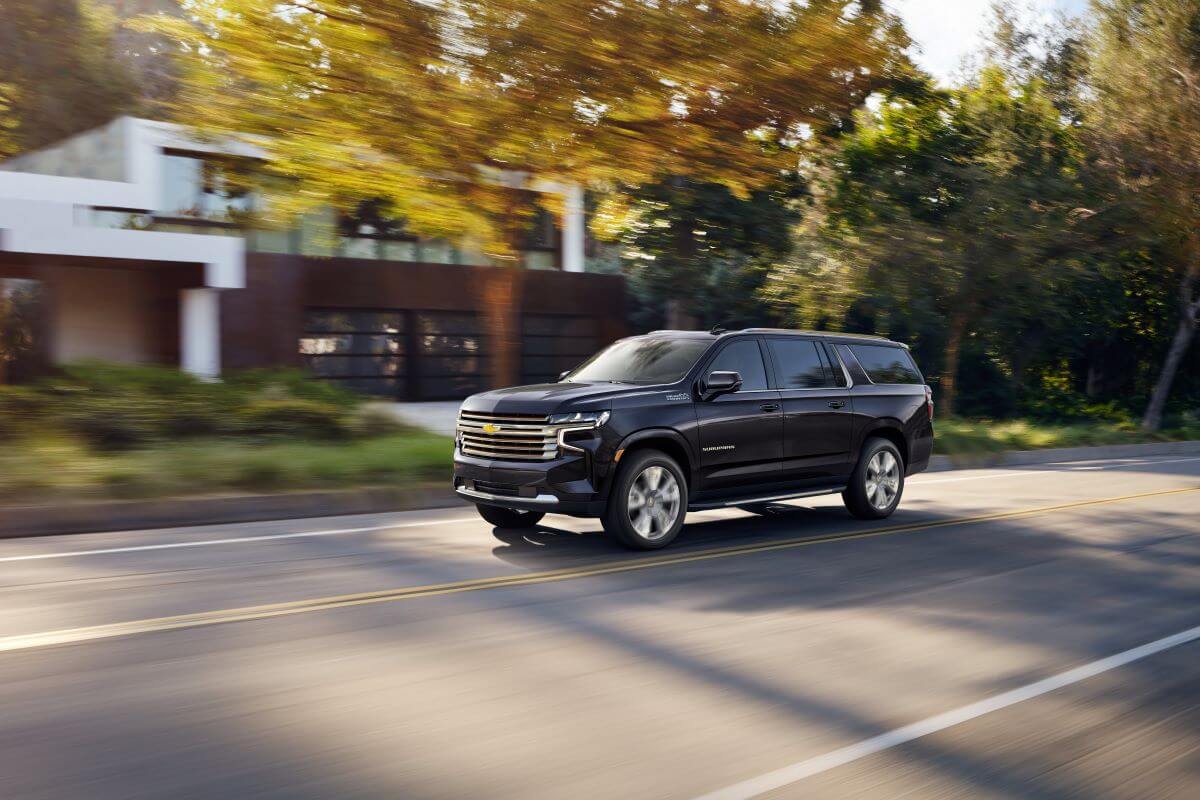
(925, 439, 1200, 472)
(2, 440, 1197, 539)
(0, 486, 462, 539)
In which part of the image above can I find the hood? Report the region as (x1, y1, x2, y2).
(460, 381, 643, 415)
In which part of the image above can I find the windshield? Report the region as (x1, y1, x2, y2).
(565, 336, 712, 385)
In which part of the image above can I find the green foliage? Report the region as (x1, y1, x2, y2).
(0, 362, 449, 501)
(933, 418, 1200, 459)
(235, 398, 350, 440)
(1088, 0, 1200, 430)
(765, 4, 1200, 423)
(0, 385, 40, 441)
(0, 0, 141, 154)
(619, 178, 804, 330)
(2, 362, 366, 451)
(0, 431, 452, 502)
(773, 64, 1089, 415)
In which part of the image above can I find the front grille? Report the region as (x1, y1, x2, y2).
(473, 480, 521, 497)
(457, 410, 557, 461)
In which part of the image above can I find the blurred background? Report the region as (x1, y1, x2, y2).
(2, 4, 1200, 800)
(0, 0, 1197, 497)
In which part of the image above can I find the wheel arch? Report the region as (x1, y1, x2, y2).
(859, 421, 909, 467)
(615, 429, 696, 494)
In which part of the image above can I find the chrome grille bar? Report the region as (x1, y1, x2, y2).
(455, 410, 558, 462)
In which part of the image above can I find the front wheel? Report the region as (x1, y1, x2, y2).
(602, 449, 687, 550)
(843, 438, 905, 520)
(475, 504, 545, 529)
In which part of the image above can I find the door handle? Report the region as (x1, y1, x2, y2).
(759, 402, 781, 412)
(827, 400, 846, 409)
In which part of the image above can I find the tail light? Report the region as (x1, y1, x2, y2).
(925, 385, 934, 420)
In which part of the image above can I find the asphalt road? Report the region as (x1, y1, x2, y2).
(1, 455, 1198, 799)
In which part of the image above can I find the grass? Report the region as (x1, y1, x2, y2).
(3, 417, 1197, 505)
(0, 430, 454, 504)
(933, 418, 1200, 458)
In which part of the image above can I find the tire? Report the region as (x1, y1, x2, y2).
(475, 504, 545, 529)
(843, 437, 905, 520)
(602, 449, 688, 550)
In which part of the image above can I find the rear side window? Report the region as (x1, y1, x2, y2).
(822, 343, 848, 387)
(707, 339, 769, 390)
(849, 344, 922, 384)
(767, 339, 831, 389)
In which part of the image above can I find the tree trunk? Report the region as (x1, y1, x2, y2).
(665, 299, 695, 330)
(940, 309, 968, 417)
(1141, 272, 1199, 431)
(664, 176, 697, 329)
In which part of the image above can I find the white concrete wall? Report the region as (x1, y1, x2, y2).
(50, 266, 156, 365)
(0, 119, 127, 181)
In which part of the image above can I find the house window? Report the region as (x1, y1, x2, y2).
(515, 205, 560, 269)
(336, 199, 420, 261)
(158, 151, 254, 223)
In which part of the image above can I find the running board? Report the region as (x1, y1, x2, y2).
(688, 486, 847, 512)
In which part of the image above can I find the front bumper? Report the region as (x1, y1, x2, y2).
(452, 449, 608, 516)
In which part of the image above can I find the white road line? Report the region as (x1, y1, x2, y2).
(694, 623, 1200, 800)
(0, 517, 475, 563)
(913, 455, 1200, 485)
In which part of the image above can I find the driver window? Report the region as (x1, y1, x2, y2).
(707, 340, 768, 390)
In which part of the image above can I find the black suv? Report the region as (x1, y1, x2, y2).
(453, 329, 934, 549)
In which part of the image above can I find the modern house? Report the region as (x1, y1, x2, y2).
(0, 117, 626, 399)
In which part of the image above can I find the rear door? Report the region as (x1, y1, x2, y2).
(764, 336, 855, 481)
(694, 336, 783, 491)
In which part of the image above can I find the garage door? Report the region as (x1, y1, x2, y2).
(300, 309, 405, 396)
(416, 311, 488, 399)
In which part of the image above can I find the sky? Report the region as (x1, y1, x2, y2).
(887, 0, 1091, 84)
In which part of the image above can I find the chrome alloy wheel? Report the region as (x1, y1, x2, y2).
(627, 465, 682, 540)
(865, 450, 901, 510)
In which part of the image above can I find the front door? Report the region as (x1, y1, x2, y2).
(764, 337, 854, 481)
(695, 337, 783, 491)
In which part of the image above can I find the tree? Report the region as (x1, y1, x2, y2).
(0, 0, 140, 155)
(1088, 0, 1200, 430)
(771, 67, 1088, 416)
(613, 177, 804, 331)
(144, 0, 905, 254)
(0, 281, 41, 385)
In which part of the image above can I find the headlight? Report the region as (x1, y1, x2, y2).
(548, 410, 610, 427)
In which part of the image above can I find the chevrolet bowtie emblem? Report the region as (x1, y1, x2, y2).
(481, 423, 500, 434)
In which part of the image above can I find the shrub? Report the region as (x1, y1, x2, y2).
(235, 398, 350, 439)
(55, 395, 169, 451)
(346, 404, 407, 438)
(0, 386, 41, 441)
(222, 368, 360, 410)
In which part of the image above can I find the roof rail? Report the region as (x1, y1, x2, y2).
(741, 328, 892, 341)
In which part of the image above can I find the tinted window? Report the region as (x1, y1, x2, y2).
(850, 344, 922, 384)
(567, 336, 711, 385)
(822, 343, 848, 387)
(767, 339, 830, 389)
(706, 339, 769, 390)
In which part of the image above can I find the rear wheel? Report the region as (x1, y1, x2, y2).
(602, 449, 687, 550)
(475, 504, 545, 529)
(843, 438, 905, 519)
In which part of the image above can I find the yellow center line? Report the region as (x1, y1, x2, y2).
(2, 485, 1197, 655)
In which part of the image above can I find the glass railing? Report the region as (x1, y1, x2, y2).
(78, 208, 564, 268)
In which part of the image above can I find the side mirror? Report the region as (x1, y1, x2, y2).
(702, 370, 742, 400)
(558, 370, 572, 382)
